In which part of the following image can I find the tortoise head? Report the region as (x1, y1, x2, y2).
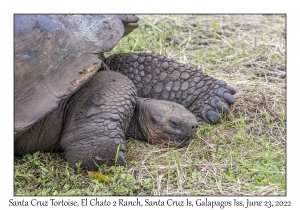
(116, 14, 139, 37)
(135, 98, 198, 147)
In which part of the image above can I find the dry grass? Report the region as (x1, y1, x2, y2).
(14, 14, 286, 196)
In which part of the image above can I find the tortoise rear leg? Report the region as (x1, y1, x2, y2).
(104, 52, 236, 124)
(60, 70, 136, 171)
(14, 102, 66, 156)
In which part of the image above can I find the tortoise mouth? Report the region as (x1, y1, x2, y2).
(164, 133, 194, 147)
(168, 128, 197, 142)
(127, 22, 139, 27)
(161, 135, 191, 148)
(169, 134, 188, 143)
(123, 21, 139, 36)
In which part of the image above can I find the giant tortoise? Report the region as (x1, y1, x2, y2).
(14, 14, 236, 171)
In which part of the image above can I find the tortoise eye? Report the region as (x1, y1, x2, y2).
(169, 120, 179, 128)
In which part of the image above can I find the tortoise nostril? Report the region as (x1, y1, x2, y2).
(191, 122, 198, 130)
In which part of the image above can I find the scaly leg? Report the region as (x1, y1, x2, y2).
(60, 70, 136, 170)
(104, 52, 236, 123)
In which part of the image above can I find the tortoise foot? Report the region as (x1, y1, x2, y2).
(195, 83, 236, 123)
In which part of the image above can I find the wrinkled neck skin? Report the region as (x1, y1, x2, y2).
(135, 98, 157, 143)
(126, 97, 198, 147)
(125, 99, 149, 142)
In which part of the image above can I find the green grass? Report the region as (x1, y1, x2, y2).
(14, 14, 286, 196)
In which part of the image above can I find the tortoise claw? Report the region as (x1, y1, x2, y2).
(226, 85, 236, 95)
(198, 84, 235, 124)
(207, 111, 220, 123)
(216, 101, 229, 113)
(116, 151, 126, 166)
(224, 92, 235, 104)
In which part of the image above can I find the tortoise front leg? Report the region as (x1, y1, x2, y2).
(60, 70, 136, 171)
(104, 52, 236, 124)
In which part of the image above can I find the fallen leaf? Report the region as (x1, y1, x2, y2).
(87, 171, 110, 183)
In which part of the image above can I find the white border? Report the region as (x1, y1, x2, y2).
(2, 0, 298, 209)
